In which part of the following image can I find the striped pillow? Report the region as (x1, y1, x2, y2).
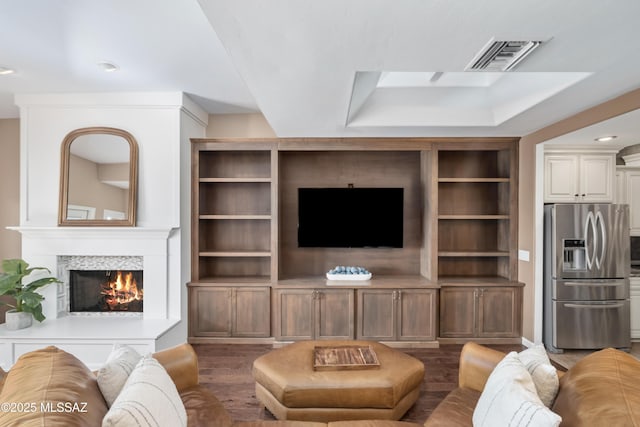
(102, 355, 187, 427)
(472, 352, 561, 427)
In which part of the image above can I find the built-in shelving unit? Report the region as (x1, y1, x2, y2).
(192, 145, 276, 283)
(188, 138, 522, 344)
(435, 147, 517, 280)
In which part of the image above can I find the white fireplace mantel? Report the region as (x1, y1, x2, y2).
(8, 226, 175, 241)
(1, 226, 182, 369)
(8, 226, 177, 319)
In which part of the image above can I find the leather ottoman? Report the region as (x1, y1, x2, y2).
(252, 340, 425, 423)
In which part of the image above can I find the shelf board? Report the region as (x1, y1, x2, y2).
(199, 177, 271, 183)
(199, 251, 271, 257)
(437, 276, 525, 287)
(189, 277, 272, 285)
(438, 214, 509, 220)
(199, 214, 271, 220)
(438, 251, 510, 257)
(438, 178, 510, 183)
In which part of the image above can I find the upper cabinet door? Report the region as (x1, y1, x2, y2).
(544, 154, 579, 202)
(544, 152, 615, 203)
(580, 154, 614, 203)
(626, 170, 640, 235)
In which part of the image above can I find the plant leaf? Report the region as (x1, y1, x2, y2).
(23, 303, 45, 322)
(0, 273, 21, 295)
(21, 290, 44, 306)
(1, 259, 29, 276)
(24, 276, 59, 292)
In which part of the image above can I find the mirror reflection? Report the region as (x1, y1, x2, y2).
(59, 127, 138, 226)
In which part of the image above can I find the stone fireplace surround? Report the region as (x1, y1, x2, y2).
(0, 227, 180, 369)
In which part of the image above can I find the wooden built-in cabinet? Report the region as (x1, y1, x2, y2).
(357, 288, 437, 341)
(273, 288, 355, 341)
(434, 144, 522, 342)
(189, 138, 522, 345)
(439, 283, 522, 339)
(188, 284, 271, 339)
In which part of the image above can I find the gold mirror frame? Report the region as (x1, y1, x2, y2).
(58, 127, 138, 226)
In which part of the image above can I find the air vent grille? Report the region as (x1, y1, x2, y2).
(466, 40, 542, 71)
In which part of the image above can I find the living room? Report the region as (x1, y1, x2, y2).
(0, 1, 639, 426)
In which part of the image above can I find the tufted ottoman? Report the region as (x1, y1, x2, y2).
(252, 340, 425, 423)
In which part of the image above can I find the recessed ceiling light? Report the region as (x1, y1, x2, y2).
(594, 135, 617, 142)
(0, 67, 15, 75)
(97, 61, 119, 72)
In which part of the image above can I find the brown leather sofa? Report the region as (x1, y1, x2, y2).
(424, 342, 640, 426)
(0, 343, 421, 427)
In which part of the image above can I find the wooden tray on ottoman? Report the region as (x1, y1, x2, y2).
(313, 345, 380, 371)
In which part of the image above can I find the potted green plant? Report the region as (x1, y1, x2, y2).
(0, 258, 60, 330)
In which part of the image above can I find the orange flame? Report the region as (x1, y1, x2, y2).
(101, 271, 143, 310)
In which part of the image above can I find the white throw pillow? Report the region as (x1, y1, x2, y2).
(102, 355, 187, 427)
(473, 352, 561, 427)
(97, 344, 142, 407)
(518, 344, 559, 407)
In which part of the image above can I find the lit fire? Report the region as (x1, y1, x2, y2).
(101, 271, 143, 310)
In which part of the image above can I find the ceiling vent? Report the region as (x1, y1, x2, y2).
(466, 39, 542, 71)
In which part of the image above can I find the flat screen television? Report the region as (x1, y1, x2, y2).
(297, 187, 403, 248)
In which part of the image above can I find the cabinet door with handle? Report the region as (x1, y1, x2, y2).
(439, 287, 476, 338)
(580, 155, 614, 203)
(233, 287, 271, 337)
(315, 289, 355, 340)
(477, 287, 521, 338)
(544, 155, 579, 202)
(397, 289, 437, 341)
(357, 289, 396, 340)
(189, 287, 233, 337)
(274, 289, 314, 340)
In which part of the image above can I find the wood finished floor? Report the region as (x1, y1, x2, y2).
(192, 343, 525, 424)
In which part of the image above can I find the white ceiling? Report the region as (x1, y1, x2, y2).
(2, 0, 640, 144)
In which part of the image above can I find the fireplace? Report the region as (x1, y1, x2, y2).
(70, 270, 143, 313)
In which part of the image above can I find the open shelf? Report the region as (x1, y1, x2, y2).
(198, 256, 272, 279)
(193, 146, 274, 283)
(438, 256, 511, 278)
(199, 150, 271, 179)
(438, 150, 511, 179)
(199, 182, 270, 216)
(436, 147, 516, 281)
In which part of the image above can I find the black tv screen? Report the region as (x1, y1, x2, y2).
(297, 188, 403, 248)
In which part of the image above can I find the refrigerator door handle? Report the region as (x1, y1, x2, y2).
(564, 280, 625, 287)
(595, 211, 606, 270)
(564, 302, 625, 309)
(584, 211, 596, 270)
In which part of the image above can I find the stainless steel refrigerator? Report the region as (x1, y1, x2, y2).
(543, 203, 631, 353)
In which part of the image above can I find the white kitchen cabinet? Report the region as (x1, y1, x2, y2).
(631, 278, 640, 340)
(544, 152, 615, 203)
(615, 170, 626, 204)
(627, 171, 640, 235)
(616, 167, 640, 236)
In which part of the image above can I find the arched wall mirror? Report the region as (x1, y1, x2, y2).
(59, 127, 138, 226)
